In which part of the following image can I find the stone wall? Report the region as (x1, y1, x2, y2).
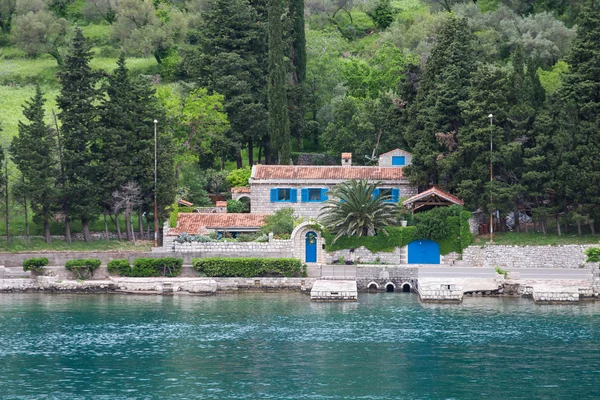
(249, 182, 418, 218)
(328, 247, 405, 265)
(172, 241, 294, 258)
(356, 265, 418, 290)
(378, 149, 412, 167)
(460, 244, 596, 269)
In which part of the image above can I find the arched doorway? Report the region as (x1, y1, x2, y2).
(385, 283, 395, 292)
(305, 231, 317, 263)
(407, 239, 440, 264)
(402, 283, 411, 293)
(239, 196, 251, 213)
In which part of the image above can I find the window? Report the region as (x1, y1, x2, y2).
(270, 188, 298, 203)
(373, 188, 400, 203)
(301, 188, 329, 202)
(392, 156, 406, 166)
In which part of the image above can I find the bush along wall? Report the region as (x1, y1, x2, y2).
(192, 258, 306, 278)
(322, 206, 474, 255)
(108, 258, 183, 277)
(22, 257, 49, 273)
(65, 259, 102, 280)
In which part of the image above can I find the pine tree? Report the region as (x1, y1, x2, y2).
(56, 28, 101, 243)
(0, 140, 9, 243)
(404, 16, 475, 187)
(10, 86, 58, 243)
(268, 0, 291, 164)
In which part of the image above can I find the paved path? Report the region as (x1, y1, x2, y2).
(418, 267, 497, 279)
(506, 268, 591, 280)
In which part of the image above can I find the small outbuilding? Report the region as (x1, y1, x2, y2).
(402, 186, 464, 213)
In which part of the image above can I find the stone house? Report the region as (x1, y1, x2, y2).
(234, 150, 418, 219)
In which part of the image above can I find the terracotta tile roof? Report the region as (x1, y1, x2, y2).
(252, 165, 404, 180)
(178, 199, 194, 207)
(168, 213, 268, 235)
(379, 148, 412, 156)
(341, 152, 352, 159)
(231, 187, 251, 193)
(403, 186, 464, 206)
(216, 201, 227, 207)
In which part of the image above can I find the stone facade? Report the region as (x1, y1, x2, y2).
(249, 181, 418, 218)
(459, 244, 596, 269)
(355, 265, 418, 290)
(378, 148, 413, 167)
(173, 241, 293, 258)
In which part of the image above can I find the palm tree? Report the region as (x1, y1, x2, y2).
(319, 179, 398, 242)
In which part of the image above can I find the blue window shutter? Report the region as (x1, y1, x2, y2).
(291, 189, 298, 202)
(373, 189, 380, 198)
(321, 188, 328, 201)
(392, 156, 406, 166)
(301, 188, 308, 202)
(392, 188, 400, 203)
(270, 188, 277, 202)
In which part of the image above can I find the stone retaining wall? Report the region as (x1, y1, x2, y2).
(356, 265, 418, 290)
(460, 245, 596, 269)
(172, 241, 293, 258)
(0, 276, 317, 293)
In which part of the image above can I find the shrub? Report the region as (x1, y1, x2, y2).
(23, 257, 49, 273)
(107, 259, 131, 275)
(227, 199, 248, 213)
(192, 258, 306, 278)
(130, 258, 183, 277)
(585, 247, 600, 262)
(260, 207, 296, 236)
(65, 259, 102, 280)
(226, 166, 251, 187)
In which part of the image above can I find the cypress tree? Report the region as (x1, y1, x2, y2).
(10, 86, 58, 243)
(404, 16, 475, 187)
(98, 54, 166, 240)
(268, 0, 291, 164)
(288, 0, 306, 151)
(56, 28, 101, 243)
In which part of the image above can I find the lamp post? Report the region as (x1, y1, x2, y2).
(488, 113, 494, 243)
(154, 119, 158, 248)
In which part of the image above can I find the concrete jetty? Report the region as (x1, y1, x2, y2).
(310, 280, 357, 301)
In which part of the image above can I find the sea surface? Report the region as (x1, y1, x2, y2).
(0, 292, 599, 399)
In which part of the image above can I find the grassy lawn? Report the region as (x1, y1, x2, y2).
(0, 238, 152, 253)
(474, 232, 599, 246)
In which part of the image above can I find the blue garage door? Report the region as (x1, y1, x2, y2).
(407, 240, 440, 264)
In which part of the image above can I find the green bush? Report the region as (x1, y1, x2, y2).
(192, 258, 306, 278)
(65, 259, 102, 280)
(107, 259, 131, 275)
(226, 166, 251, 187)
(23, 257, 49, 272)
(133, 258, 183, 277)
(324, 226, 417, 253)
(227, 199, 248, 213)
(585, 247, 600, 262)
(260, 207, 296, 236)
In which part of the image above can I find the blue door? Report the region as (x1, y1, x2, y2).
(407, 240, 440, 264)
(305, 231, 317, 263)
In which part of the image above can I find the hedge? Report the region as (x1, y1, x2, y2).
(65, 259, 102, 280)
(322, 207, 474, 255)
(22, 257, 49, 272)
(108, 258, 183, 277)
(192, 258, 306, 278)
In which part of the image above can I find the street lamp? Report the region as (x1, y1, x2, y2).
(488, 113, 494, 243)
(154, 119, 158, 247)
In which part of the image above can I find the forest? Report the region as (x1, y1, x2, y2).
(0, 0, 598, 245)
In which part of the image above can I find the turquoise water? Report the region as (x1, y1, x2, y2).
(1, 293, 599, 399)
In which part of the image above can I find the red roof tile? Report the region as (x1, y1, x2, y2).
(216, 201, 227, 207)
(403, 186, 464, 206)
(252, 165, 404, 180)
(341, 152, 352, 159)
(178, 199, 194, 207)
(231, 187, 251, 193)
(168, 213, 268, 235)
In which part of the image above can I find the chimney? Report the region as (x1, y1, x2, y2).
(216, 201, 227, 213)
(341, 152, 352, 167)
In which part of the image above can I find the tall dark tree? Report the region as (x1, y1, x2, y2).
(10, 86, 58, 243)
(189, 0, 268, 167)
(56, 28, 101, 243)
(404, 16, 475, 187)
(288, 0, 306, 151)
(268, 0, 291, 164)
(98, 54, 166, 240)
